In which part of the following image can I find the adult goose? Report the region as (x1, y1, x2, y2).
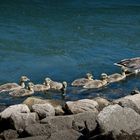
(83, 74, 108, 89)
(114, 57, 140, 74)
(101, 69, 126, 84)
(71, 73, 93, 87)
(44, 78, 67, 93)
(28, 81, 50, 92)
(9, 82, 34, 97)
(0, 76, 30, 93)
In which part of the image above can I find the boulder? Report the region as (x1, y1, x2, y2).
(114, 94, 140, 114)
(65, 99, 98, 114)
(24, 123, 56, 137)
(23, 97, 64, 115)
(32, 104, 55, 119)
(0, 129, 19, 140)
(10, 112, 39, 130)
(94, 97, 111, 111)
(0, 104, 30, 119)
(97, 104, 140, 139)
(47, 129, 83, 140)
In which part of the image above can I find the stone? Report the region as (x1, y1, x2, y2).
(0, 104, 30, 119)
(23, 97, 65, 115)
(10, 112, 39, 130)
(47, 129, 82, 140)
(0, 129, 19, 140)
(15, 136, 49, 140)
(97, 104, 140, 138)
(32, 103, 55, 119)
(41, 115, 73, 131)
(65, 99, 98, 114)
(94, 97, 111, 111)
(24, 123, 56, 137)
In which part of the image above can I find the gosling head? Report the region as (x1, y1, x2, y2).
(121, 66, 127, 75)
(20, 76, 30, 82)
(44, 77, 51, 85)
(86, 73, 93, 80)
(28, 82, 34, 90)
(101, 73, 108, 80)
(62, 81, 67, 88)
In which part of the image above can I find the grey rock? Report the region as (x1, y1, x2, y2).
(15, 136, 49, 140)
(47, 129, 82, 140)
(24, 123, 56, 137)
(23, 97, 65, 115)
(0, 129, 19, 140)
(32, 103, 55, 119)
(94, 97, 111, 111)
(0, 104, 30, 119)
(10, 112, 39, 130)
(97, 104, 140, 138)
(65, 99, 98, 114)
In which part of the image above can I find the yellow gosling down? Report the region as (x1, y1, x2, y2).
(44, 78, 67, 92)
(9, 82, 34, 97)
(101, 70, 126, 84)
(71, 73, 93, 87)
(83, 74, 108, 89)
(28, 82, 50, 92)
(0, 76, 30, 93)
(114, 57, 140, 74)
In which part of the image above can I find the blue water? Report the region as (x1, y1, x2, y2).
(0, 0, 140, 105)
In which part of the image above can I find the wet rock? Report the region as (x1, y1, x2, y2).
(23, 97, 64, 115)
(32, 103, 55, 119)
(0, 104, 30, 119)
(0, 129, 19, 140)
(97, 104, 140, 139)
(10, 112, 39, 130)
(24, 123, 56, 137)
(47, 129, 83, 140)
(65, 99, 98, 114)
(94, 97, 111, 111)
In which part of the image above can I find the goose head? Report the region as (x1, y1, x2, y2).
(44, 78, 51, 86)
(28, 82, 34, 91)
(101, 73, 108, 80)
(20, 76, 30, 82)
(86, 73, 93, 80)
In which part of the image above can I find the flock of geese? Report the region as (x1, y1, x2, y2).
(0, 57, 140, 97)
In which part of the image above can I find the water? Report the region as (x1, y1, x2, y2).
(0, 0, 140, 105)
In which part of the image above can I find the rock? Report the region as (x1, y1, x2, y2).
(73, 111, 98, 132)
(24, 123, 56, 137)
(94, 97, 111, 111)
(113, 98, 139, 114)
(47, 129, 83, 140)
(0, 129, 19, 140)
(10, 112, 39, 130)
(97, 104, 140, 139)
(0, 105, 8, 113)
(65, 99, 98, 114)
(114, 94, 140, 114)
(41, 115, 74, 131)
(0, 104, 30, 119)
(15, 136, 49, 140)
(32, 104, 55, 119)
(23, 97, 65, 115)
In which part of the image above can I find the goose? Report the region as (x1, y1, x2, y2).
(0, 76, 30, 93)
(83, 74, 108, 89)
(71, 73, 93, 87)
(9, 82, 34, 97)
(44, 78, 67, 93)
(101, 69, 126, 84)
(28, 81, 50, 92)
(114, 57, 140, 74)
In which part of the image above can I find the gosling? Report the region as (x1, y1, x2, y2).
(28, 81, 50, 92)
(0, 76, 30, 93)
(9, 82, 34, 97)
(71, 73, 93, 87)
(44, 78, 67, 93)
(83, 74, 108, 89)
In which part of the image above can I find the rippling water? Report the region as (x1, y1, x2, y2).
(0, 0, 140, 105)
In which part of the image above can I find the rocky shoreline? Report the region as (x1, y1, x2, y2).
(0, 92, 140, 140)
